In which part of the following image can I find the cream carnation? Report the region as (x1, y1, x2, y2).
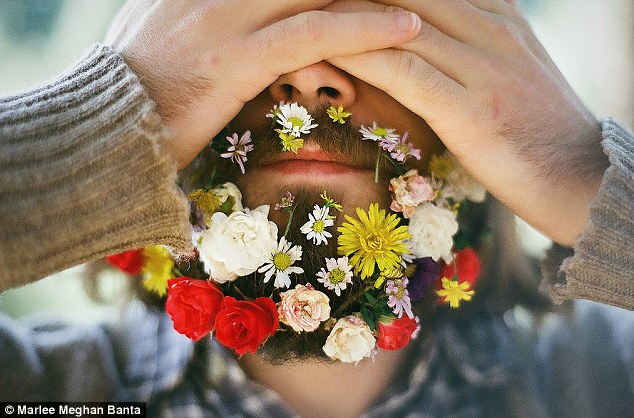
(278, 284, 331, 332)
(408, 202, 458, 263)
(442, 152, 486, 202)
(323, 314, 376, 363)
(389, 169, 434, 218)
(197, 205, 277, 283)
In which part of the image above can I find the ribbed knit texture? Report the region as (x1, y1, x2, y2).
(0, 45, 191, 291)
(542, 118, 633, 310)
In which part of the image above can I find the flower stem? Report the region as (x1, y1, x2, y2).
(333, 284, 374, 317)
(374, 147, 382, 183)
(283, 206, 295, 237)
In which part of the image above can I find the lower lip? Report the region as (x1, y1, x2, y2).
(260, 160, 366, 176)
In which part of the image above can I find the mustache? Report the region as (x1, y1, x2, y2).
(245, 107, 396, 173)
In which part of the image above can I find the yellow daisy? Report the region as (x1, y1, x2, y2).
(337, 203, 411, 280)
(436, 277, 475, 308)
(277, 131, 304, 154)
(141, 245, 174, 297)
(326, 105, 352, 124)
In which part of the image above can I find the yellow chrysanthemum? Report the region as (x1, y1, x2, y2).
(326, 105, 352, 124)
(429, 154, 453, 179)
(141, 245, 174, 297)
(337, 203, 411, 280)
(436, 277, 475, 308)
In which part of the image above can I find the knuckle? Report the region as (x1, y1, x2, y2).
(487, 16, 523, 46)
(393, 52, 440, 95)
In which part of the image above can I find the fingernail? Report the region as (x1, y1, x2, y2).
(396, 12, 420, 32)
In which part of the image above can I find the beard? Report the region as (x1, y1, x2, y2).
(177, 108, 434, 362)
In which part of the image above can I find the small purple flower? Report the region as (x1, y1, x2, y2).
(220, 131, 254, 174)
(386, 278, 414, 318)
(406, 257, 440, 301)
(389, 132, 421, 162)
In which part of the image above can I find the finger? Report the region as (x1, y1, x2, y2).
(248, 10, 422, 79)
(325, 0, 481, 86)
(328, 49, 468, 129)
(370, 0, 518, 49)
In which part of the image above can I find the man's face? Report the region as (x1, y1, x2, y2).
(230, 63, 443, 224)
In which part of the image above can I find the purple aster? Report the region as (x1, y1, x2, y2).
(389, 132, 421, 162)
(406, 257, 440, 301)
(220, 130, 254, 174)
(386, 278, 414, 318)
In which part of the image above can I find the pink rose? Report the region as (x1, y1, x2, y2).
(389, 170, 434, 218)
(278, 283, 331, 332)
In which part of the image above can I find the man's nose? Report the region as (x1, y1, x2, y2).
(267, 62, 356, 111)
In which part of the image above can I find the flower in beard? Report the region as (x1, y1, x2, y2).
(221, 131, 254, 174)
(258, 236, 304, 289)
(316, 256, 354, 296)
(405, 257, 440, 301)
(277, 131, 304, 154)
(278, 283, 331, 332)
(326, 105, 352, 124)
(385, 277, 414, 318)
(359, 122, 399, 142)
(337, 203, 411, 280)
(387, 132, 421, 163)
(408, 202, 458, 263)
(300, 205, 334, 245)
(389, 169, 434, 218)
(274, 102, 318, 137)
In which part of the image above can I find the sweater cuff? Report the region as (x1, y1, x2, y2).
(541, 118, 634, 310)
(0, 45, 192, 290)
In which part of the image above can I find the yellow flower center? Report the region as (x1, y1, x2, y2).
(372, 127, 388, 137)
(397, 143, 411, 154)
(361, 232, 386, 254)
(329, 268, 346, 285)
(288, 116, 304, 128)
(273, 252, 291, 271)
(312, 220, 325, 233)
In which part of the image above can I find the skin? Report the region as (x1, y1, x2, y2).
(107, 1, 610, 416)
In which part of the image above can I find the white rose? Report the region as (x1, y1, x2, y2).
(323, 314, 376, 363)
(214, 182, 243, 212)
(197, 205, 277, 282)
(408, 202, 458, 263)
(442, 152, 486, 203)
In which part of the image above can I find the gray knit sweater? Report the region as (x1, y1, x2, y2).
(0, 45, 632, 310)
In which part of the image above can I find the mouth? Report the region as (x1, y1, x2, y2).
(257, 142, 372, 178)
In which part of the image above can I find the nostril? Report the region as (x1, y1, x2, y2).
(280, 84, 295, 101)
(317, 86, 340, 99)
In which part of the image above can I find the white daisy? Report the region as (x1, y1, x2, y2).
(300, 205, 334, 245)
(275, 102, 318, 136)
(317, 257, 354, 296)
(258, 236, 304, 289)
(359, 122, 399, 142)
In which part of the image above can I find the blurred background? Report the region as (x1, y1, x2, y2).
(1, 0, 633, 321)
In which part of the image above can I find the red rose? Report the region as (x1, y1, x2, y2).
(214, 296, 279, 355)
(165, 277, 224, 342)
(439, 247, 481, 286)
(106, 249, 144, 274)
(377, 316, 420, 350)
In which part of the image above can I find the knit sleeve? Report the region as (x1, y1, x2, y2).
(0, 45, 192, 291)
(541, 118, 633, 310)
